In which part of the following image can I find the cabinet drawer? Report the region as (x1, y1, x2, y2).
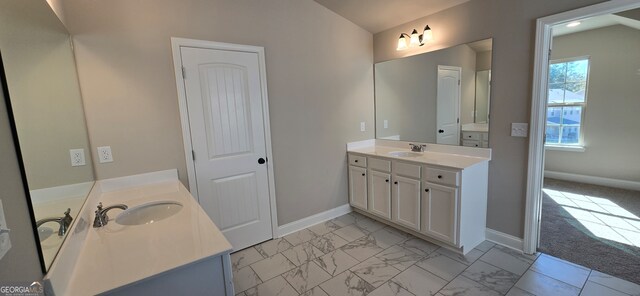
(462, 140, 481, 148)
(424, 167, 459, 187)
(369, 157, 391, 172)
(462, 132, 481, 141)
(349, 154, 367, 168)
(394, 162, 421, 179)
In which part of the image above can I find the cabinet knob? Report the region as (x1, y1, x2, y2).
(425, 189, 430, 192)
(385, 179, 389, 183)
(437, 175, 443, 179)
(355, 160, 358, 163)
(394, 181, 398, 184)
(362, 173, 365, 176)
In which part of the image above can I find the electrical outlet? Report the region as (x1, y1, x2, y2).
(0, 199, 11, 260)
(97, 146, 113, 163)
(360, 122, 366, 132)
(70, 149, 86, 166)
(384, 120, 388, 129)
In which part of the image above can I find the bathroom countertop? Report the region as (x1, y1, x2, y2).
(348, 145, 490, 169)
(66, 179, 232, 295)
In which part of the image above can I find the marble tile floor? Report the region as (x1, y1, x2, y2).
(231, 212, 640, 296)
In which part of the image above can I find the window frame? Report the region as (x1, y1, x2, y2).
(545, 56, 590, 150)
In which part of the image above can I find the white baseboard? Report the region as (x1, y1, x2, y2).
(544, 170, 640, 192)
(276, 204, 352, 237)
(485, 228, 524, 252)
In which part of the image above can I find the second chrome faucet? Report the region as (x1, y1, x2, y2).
(93, 202, 128, 228)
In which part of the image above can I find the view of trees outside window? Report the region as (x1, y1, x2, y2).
(546, 58, 589, 145)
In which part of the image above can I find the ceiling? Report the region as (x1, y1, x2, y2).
(553, 8, 640, 36)
(313, 0, 470, 34)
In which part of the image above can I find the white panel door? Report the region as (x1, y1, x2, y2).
(436, 66, 461, 145)
(368, 170, 391, 219)
(392, 176, 421, 231)
(422, 182, 458, 245)
(181, 46, 272, 251)
(349, 166, 368, 210)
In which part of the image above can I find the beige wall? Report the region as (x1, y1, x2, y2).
(0, 0, 94, 190)
(0, 64, 43, 281)
(375, 43, 476, 141)
(62, 0, 374, 225)
(476, 50, 492, 71)
(374, 0, 604, 237)
(545, 25, 640, 182)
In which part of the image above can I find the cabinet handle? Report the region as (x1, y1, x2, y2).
(362, 173, 365, 176)
(425, 188, 430, 192)
(394, 181, 398, 184)
(385, 179, 389, 183)
(437, 175, 443, 179)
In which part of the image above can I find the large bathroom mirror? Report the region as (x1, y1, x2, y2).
(375, 38, 493, 147)
(0, 0, 94, 271)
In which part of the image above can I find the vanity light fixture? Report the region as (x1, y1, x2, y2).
(397, 25, 433, 50)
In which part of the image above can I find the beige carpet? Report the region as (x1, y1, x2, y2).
(539, 178, 640, 284)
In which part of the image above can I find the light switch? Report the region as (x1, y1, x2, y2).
(511, 123, 528, 137)
(360, 122, 366, 132)
(384, 120, 388, 129)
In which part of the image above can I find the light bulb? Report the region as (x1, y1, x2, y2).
(409, 29, 420, 47)
(566, 21, 581, 27)
(423, 25, 433, 42)
(397, 34, 408, 50)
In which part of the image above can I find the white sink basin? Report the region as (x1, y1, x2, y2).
(116, 201, 183, 226)
(388, 151, 423, 158)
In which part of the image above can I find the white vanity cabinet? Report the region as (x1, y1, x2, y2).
(348, 154, 368, 210)
(461, 131, 488, 148)
(391, 162, 422, 231)
(367, 158, 392, 219)
(347, 151, 489, 254)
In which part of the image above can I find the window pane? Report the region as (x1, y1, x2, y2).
(565, 60, 588, 82)
(562, 106, 582, 125)
(549, 63, 566, 84)
(546, 126, 560, 144)
(561, 126, 580, 144)
(548, 83, 565, 103)
(547, 107, 562, 125)
(563, 82, 586, 103)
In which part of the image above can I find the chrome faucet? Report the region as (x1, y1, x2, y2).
(93, 202, 128, 228)
(409, 143, 426, 152)
(36, 208, 73, 236)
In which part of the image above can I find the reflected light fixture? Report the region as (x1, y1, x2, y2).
(566, 21, 581, 27)
(396, 25, 432, 50)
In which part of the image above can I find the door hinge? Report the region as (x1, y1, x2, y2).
(182, 66, 187, 79)
(458, 79, 461, 86)
(191, 150, 195, 161)
(457, 118, 460, 123)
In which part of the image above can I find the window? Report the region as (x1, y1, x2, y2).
(546, 57, 589, 147)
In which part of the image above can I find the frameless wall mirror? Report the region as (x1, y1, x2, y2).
(0, 0, 94, 271)
(375, 38, 493, 148)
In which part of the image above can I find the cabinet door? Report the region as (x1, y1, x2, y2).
(349, 165, 368, 210)
(368, 170, 391, 219)
(392, 176, 421, 231)
(422, 182, 458, 245)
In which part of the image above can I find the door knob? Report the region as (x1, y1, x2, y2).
(425, 189, 430, 192)
(258, 158, 266, 164)
(438, 129, 444, 133)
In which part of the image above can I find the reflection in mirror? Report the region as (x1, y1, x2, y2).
(0, 1, 94, 271)
(375, 38, 492, 147)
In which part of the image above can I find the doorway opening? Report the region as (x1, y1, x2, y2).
(525, 1, 640, 284)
